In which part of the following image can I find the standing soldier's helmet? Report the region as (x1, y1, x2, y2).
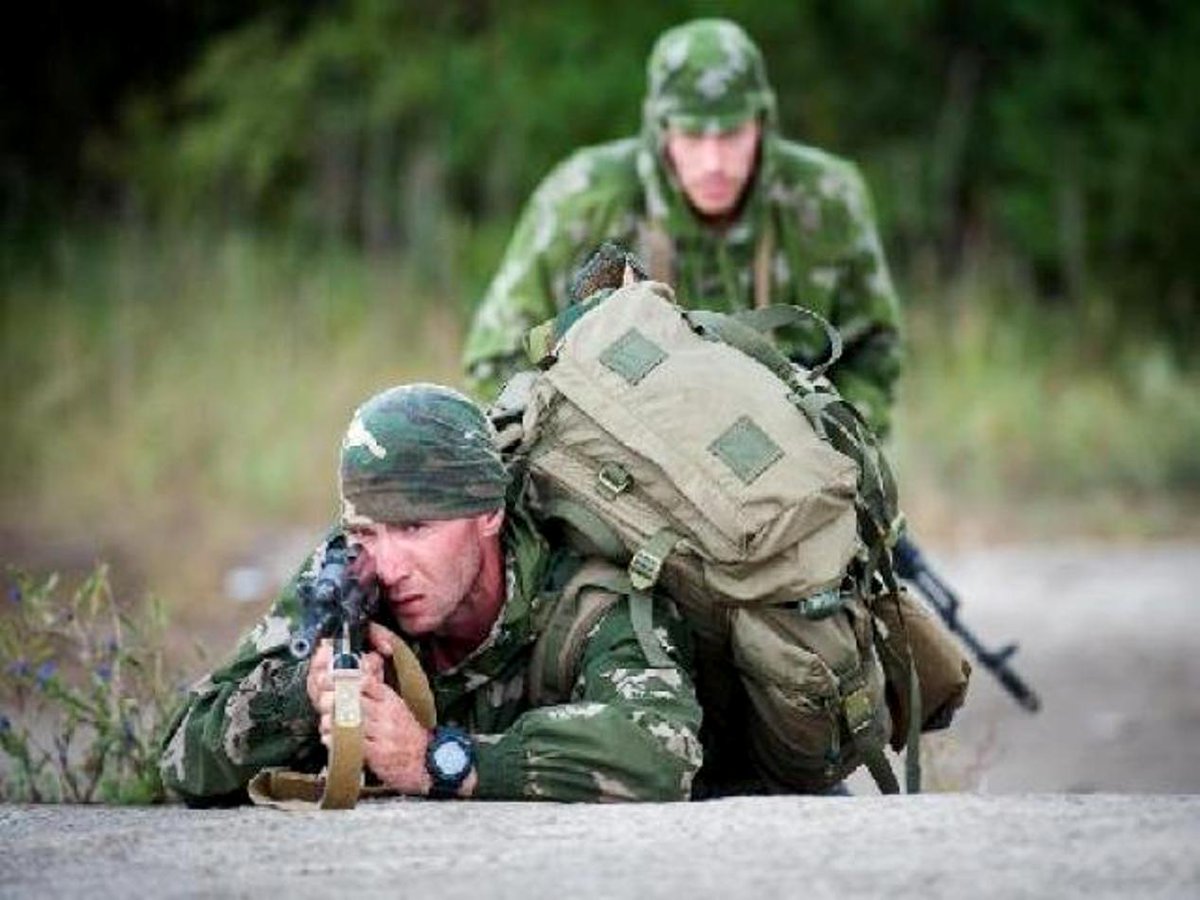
(644, 18, 777, 134)
(339, 384, 509, 527)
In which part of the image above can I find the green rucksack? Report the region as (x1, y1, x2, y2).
(491, 279, 967, 794)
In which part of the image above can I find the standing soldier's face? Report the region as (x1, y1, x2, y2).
(664, 118, 762, 219)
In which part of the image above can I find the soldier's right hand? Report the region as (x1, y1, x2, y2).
(306, 639, 387, 744)
(305, 639, 335, 710)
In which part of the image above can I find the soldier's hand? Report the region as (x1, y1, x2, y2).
(360, 679, 432, 795)
(310, 640, 386, 745)
(366, 621, 402, 656)
(305, 639, 334, 710)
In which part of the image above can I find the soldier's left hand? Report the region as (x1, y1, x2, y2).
(359, 678, 432, 795)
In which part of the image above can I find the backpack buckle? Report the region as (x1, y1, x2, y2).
(843, 686, 875, 736)
(596, 462, 632, 502)
(628, 547, 664, 591)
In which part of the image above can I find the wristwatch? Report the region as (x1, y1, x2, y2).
(425, 726, 476, 798)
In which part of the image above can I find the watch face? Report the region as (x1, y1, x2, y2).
(432, 739, 471, 778)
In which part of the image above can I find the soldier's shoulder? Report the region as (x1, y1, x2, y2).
(529, 138, 642, 213)
(770, 136, 861, 181)
(766, 137, 873, 219)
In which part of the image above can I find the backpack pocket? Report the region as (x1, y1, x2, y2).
(731, 604, 891, 791)
(873, 588, 972, 750)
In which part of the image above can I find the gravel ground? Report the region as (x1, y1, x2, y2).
(2, 543, 1198, 898)
(2, 795, 1198, 899)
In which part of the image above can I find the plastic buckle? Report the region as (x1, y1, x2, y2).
(628, 547, 664, 591)
(843, 687, 875, 736)
(596, 462, 632, 502)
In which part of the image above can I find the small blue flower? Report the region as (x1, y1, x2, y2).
(0, 713, 11, 733)
(7, 583, 20, 604)
(35, 661, 57, 688)
(95, 663, 113, 683)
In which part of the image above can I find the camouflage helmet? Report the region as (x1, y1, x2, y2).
(644, 18, 776, 134)
(339, 384, 509, 526)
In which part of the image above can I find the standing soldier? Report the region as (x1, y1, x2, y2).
(464, 18, 902, 436)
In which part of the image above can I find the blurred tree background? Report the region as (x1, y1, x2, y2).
(2, 0, 1198, 622)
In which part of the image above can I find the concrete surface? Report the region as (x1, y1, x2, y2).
(2, 795, 1198, 899)
(3, 543, 1198, 898)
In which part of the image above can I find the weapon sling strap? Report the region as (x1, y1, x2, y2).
(636, 219, 777, 313)
(529, 558, 671, 706)
(248, 640, 436, 810)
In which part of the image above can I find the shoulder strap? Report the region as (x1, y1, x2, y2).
(528, 558, 673, 705)
(528, 560, 625, 706)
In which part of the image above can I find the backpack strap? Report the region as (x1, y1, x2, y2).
(528, 559, 673, 706)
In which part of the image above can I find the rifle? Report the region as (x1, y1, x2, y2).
(288, 533, 379, 809)
(893, 535, 1042, 713)
(263, 534, 436, 810)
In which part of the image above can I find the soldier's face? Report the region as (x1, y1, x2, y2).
(664, 118, 762, 218)
(351, 513, 498, 636)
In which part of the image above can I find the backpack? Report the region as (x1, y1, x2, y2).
(491, 279, 969, 794)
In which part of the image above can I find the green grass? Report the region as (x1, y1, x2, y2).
(2, 228, 465, 534)
(893, 275, 1200, 536)
(2, 228, 1197, 599)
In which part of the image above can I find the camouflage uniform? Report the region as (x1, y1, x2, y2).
(159, 385, 702, 804)
(465, 19, 902, 436)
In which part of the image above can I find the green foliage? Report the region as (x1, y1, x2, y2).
(0, 228, 464, 530)
(0, 565, 183, 804)
(896, 273, 1200, 507)
(85, 0, 1195, 341)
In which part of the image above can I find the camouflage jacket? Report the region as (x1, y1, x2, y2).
(159, 512, 702, 803)
(464, 131, 903, 437)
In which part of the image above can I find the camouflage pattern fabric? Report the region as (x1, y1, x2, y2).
(340, 383, 510, 526)
(158, 510, 703, 803)
(464, 18, 902, 436)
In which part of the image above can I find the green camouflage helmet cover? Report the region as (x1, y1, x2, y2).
(339, 384, 509, 526)
(644, 18, 777, 135)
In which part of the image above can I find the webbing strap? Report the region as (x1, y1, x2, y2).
(862, 745, 901, 795)
(628, 527, 682, 591)
(540, 497, 627, 561)
(392, 639, 437, 731)
(319, 668, 365, 809)
(753, 218, 775, 310)
(843, 683, 900, 795)
(730, 306, 844, 378)
(905, 658, 922, 794)
(628, 590, 673, 668)
(248, 643, 435, 812)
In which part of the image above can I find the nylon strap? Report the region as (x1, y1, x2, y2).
(628, 527, 682, 591)
(842, 682, 900, 795)
(392, 638, 437, 730)
(753, 218, 775, 310)
(319, 667, 365, 809)
(628, 589, 673, 668)
(248, 643, 435, 811)
(540, 497, 627, 561)
(731, 305, 844, 378)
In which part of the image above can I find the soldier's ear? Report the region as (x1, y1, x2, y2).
(622, 263, 638, 286)
(477, 507, 505, 538)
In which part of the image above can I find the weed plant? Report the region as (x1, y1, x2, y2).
(0, 564, 183, 803)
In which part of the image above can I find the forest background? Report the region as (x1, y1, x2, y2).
(2, 0, 1198, 640)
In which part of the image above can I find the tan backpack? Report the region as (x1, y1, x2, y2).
(492, 280, 969, 794)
